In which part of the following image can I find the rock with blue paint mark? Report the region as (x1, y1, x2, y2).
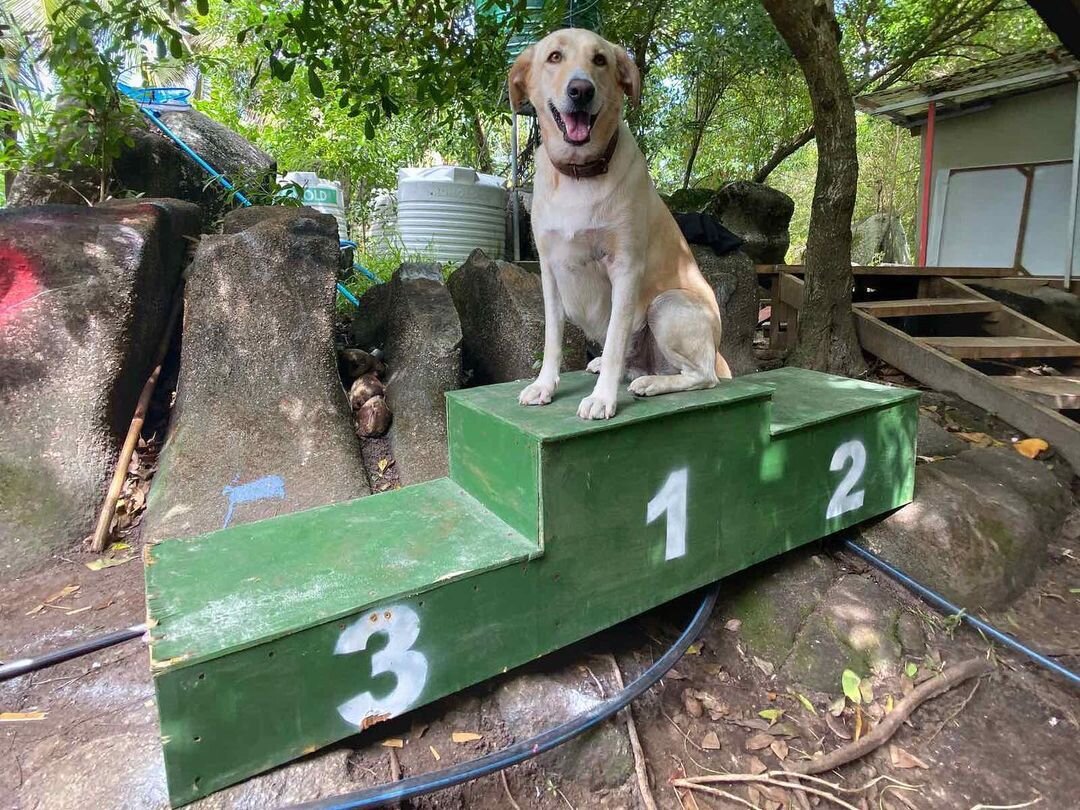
(143, 207, 369, 542)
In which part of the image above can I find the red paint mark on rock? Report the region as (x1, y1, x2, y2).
(0, 242, 43, 327)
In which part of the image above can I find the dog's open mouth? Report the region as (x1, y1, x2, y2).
(549, 102, 597, 146)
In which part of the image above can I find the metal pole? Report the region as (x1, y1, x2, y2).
(1065, 81, 1080, 288)
(917, 100, 936, 267)
(511, 112, 521, 263)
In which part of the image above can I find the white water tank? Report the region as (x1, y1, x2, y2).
(396, 166, 506, 262)
(280, 171, 349, 241)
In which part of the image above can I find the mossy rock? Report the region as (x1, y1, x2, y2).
(720, 548, 837, 668)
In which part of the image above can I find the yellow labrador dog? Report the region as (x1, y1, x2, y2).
(511, 28, 732, 420)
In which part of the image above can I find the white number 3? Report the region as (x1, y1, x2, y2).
(335, 605, 429, 728)
(648, 468, 688, 560)
(826, 440, 866, 519)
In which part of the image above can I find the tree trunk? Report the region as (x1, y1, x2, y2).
(472, 112, 493, 174)
(761, 0, 864, 375)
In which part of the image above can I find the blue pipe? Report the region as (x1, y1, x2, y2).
(137, 106, 253, 207)
(844, 539, 1080, 687)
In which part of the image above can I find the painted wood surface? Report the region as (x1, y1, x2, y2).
(148, 368, 917, 806)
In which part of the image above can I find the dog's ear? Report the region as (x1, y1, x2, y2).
(615, 46, 641, 109)
(508, 46, 534, 113)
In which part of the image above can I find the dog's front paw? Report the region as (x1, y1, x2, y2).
(628, 375, 664, 397)
(586, 356, 603, 374)
(577, 392, 617, 420)
(519, 379, 557, 406)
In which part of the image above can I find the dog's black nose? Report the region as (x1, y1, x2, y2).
(566, 79, 595, 107)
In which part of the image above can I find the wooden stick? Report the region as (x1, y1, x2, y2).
(608, 653, 659, 810)
(791, 657, 992, 775)
(500, 770, 522, 810)
(90, 290, 184, 552)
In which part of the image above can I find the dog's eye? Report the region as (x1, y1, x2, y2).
(547, 50, 562, 63)
(593, 53, 607, 66)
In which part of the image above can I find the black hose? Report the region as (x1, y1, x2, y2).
(0, 623, 148, 682)
(290, 584, 720, 810)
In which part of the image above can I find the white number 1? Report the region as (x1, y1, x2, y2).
(648, 468, 688, 560)
(826, 440, 866, 519)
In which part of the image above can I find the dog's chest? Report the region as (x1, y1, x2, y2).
(538, 228, 613, 341)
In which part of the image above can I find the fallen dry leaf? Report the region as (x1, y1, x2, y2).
(25, 603, 45, 616)
(854, 706, 863, 742)
(825, 712, 852, 740)
(701, 731, 721, 750)
(770, 739, 789, 760)
(0, 712, 46, 722)
(889, 744, 930, 770)
(745, 732, 774, 751)
(665, 668, 688, 681)
(686, 689, 728, 720)
(682, 691, 704, 719)
(955, 431, 999, 448)
(828, 696, 846, 717)
(747, 755, 768, 774)
(429, 745, 441, 761)
(725, 619, 742, 632)
(381, 739, 404, 749)
(1013, 438, 1049, 459)
(768, 721, 801, 739)
(44, 584, 80, 604)
(85, 556, 134, 571)
(752, 656, 775, 676)
(452, 732, 482, 743)
(685, 643, 702, 656)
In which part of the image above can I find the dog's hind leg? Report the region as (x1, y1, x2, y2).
(628, 290, 727, 397)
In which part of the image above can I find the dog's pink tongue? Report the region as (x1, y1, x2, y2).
(564, 111, 591, 142)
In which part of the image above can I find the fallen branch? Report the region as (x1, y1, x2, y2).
(500, 770, 522, 810)
(793, 657, 992, 775)
(672, 774, 860, 810)
(608, 653, 659, 810)
(90, 289, 183, 552)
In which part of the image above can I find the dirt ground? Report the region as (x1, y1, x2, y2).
(2, 360, 1079, 810)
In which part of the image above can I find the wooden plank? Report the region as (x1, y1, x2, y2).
(939, 278, 1080, 342)
(920, 336, 1080, 359)
(854, 297, 1001, 317)
(150, 368, 917, 806)
(775, 271, 1080, 471)
(757, 263, 1020, 278)
(997, 376, 1080, 410)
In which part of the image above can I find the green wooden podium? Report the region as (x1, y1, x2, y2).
(145, 368, 917, 806)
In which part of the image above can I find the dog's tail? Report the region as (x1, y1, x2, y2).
(715, 352, 732, 380)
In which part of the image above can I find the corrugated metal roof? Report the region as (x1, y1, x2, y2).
(856, 46, 1080, 126)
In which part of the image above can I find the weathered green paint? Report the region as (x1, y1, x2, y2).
(148, 369, 918, 806)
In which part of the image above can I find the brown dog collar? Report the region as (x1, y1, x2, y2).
(550, 130, 619, 179)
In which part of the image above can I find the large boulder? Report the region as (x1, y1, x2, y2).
(780, 574, 913, 691)
(851, 212, 911, 265)
(10, 108, 276, 226)
(969, 282, 1080, 342)
(856, 447, 1070, 610)
(691, 246, 758, 376)
(448, 249, 587, 385)
(143, 207, 367, 543)
(349, 264, 463, 485)
(709, 181, 794, 265)
(493, 669, 633, 791)
(0, 199, 200, 573)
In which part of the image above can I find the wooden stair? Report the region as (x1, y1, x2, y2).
(921, 336, 1080, 359)
(854, 298, 1001, 317)
(769, 270, 1080, 471)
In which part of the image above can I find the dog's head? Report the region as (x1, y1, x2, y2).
(509, 28, 640, 163)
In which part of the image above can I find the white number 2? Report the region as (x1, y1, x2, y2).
(647, 468, 688, 560)
(335, 605, 428, 728)
(826, 440, 866, 519)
